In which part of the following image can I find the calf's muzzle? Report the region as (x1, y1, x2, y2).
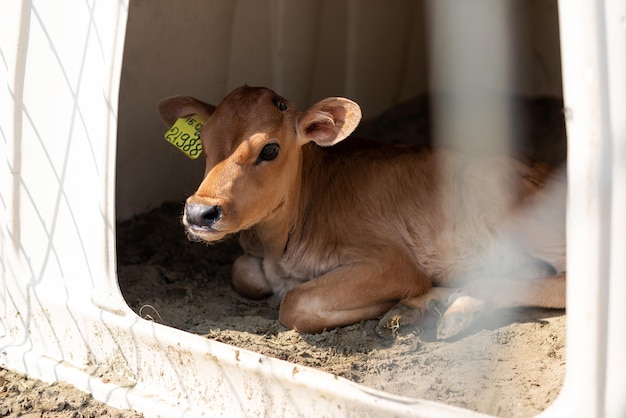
(185, 202, 222, 227)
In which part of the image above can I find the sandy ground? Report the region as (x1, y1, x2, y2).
(0, 367, 141, 418)
(1, 96, 566, 417)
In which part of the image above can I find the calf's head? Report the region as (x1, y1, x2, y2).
(157, 86, 362, 242)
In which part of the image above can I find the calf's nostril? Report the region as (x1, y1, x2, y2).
(201, 206, 222, 224)
(186, 204, 222, 227)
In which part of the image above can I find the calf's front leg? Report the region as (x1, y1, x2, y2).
(279, 257, 431, 333)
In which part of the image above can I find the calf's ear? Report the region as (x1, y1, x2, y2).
(297, 98, 362, 146)
(157, 96, 216, 126)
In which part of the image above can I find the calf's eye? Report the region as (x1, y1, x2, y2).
(257, 143, 280, 163)
(272, 97, 288, 112)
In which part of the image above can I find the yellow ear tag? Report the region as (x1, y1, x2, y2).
(164, 114, 204, 159)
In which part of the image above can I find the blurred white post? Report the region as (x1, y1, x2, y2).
(426, 0, 516, 260)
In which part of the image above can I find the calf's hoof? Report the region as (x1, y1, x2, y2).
(375, 303, 423, 339)
(437, 294, 487, 340)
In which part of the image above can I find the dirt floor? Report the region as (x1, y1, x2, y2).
(114, 96, 568, 418)
(0, 367, 141, 418)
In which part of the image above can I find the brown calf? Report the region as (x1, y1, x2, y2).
(157, 86, 566, 339)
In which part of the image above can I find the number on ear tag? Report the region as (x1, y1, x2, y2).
(164, 115, 204, 159)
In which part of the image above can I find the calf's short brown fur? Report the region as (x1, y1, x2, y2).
(158, 86, 566, 339)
